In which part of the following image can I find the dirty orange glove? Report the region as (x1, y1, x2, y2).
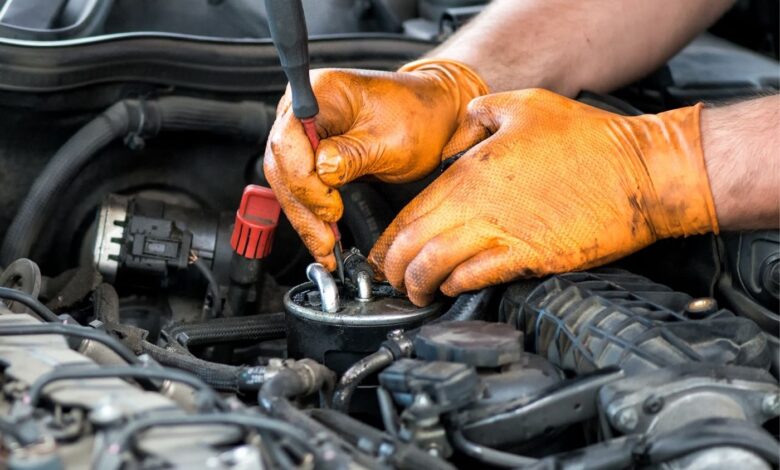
(264, 60, 489, 270)
(369, 89, 719, 306)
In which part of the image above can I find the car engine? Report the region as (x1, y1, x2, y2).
(0, 0, 777, 468)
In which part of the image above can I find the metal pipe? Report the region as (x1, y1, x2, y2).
(356, 270, 373, 302)
(306, 263, 339, 313)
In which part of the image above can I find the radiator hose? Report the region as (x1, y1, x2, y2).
(1, 97, 275, 265)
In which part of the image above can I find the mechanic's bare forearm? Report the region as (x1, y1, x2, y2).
(702, 95, 780, 230)
(428, 0, 735, 95)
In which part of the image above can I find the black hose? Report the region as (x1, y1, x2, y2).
(1, 97, 274, 265)
(310, 409, 457, 470)
(431, 287, 495, 325)
(451, 430, 539, 468)
(95, 413, 315, 470)
(139, 340, 266, 391)
(258, 363, 365, 469)
(331, 347, 394, 413)
(0, 324, 140, 365)
(167, 312, 285, 348)
(331, 288, 494, 413)
(0, 286, 59, 322)
(191, 257, 222, 317)
(27, 366, 228, 411)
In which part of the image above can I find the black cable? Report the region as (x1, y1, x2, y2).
(451, 430, 538, 468)
(27, 366, 228, 411)
(95, 413, 315, 470)
(191, 257, 222, 317)
(0, 287, 59, 322)
(331, 347, 394, 413)
(309, 409, 456, 470)
(0, 324, 140, 365)
(167, 312, 285, 349)
(140, 340, 266, 391)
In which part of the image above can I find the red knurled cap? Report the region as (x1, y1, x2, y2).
(230, 185, 281, 259)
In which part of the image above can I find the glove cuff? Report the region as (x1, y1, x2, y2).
(638, 103, 720, 238)
(399, 58, 490, 120)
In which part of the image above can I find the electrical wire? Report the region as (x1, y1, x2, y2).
(189, 251, 222, 317)
(0, 324, 141, 365)
(0, 286, 59, 322)
(97, 413, 316, 470)
(27, 365, 228, 411)
(451, 430, 538, 468)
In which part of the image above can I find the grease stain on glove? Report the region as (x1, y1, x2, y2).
(369, 89, 718, 306)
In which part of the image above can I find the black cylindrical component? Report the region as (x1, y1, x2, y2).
(284, 281, 440, 374)
(264, 0, 319, 119)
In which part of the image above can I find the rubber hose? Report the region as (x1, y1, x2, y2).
(309, 409, 456, 470)
(331, 348, 394, 413)
(431, 287, 495, 324)
(331, 288, 495, 412)
(1, 97, 274, 265)
(259, 368, 367, 469)
(140, 341, 266, 391)
(167, 312, 285, 348)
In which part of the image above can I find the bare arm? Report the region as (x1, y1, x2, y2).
(702, 95, 780, 230)
(429, 0, 735, 95)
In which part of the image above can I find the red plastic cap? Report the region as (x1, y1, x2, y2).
(230, 185, 282, 259)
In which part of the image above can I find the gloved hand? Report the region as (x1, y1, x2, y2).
(369, 89, 719, 306)
(264, 60, 489, 270)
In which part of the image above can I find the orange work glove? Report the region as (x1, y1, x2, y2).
(369, 89, 719, 306)
(263, 59, 489, 270)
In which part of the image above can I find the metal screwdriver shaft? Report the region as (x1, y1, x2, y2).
(264, 0, 345, 283)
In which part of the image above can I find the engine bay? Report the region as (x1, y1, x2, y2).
(0, 1, 778, 469)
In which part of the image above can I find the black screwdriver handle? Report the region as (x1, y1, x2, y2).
(264, 0, 319, 119)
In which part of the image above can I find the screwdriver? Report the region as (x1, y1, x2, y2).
(264, 0, 346, 283)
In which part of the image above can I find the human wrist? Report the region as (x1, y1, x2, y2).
(633, 104, 720, 239)
(700, 97, 780, 230)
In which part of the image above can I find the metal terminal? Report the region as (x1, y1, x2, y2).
(356, 270, 373, 302)
(306, 263, 339, 313)
(92, 194, 128, 283)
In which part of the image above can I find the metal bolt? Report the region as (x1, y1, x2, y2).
(614, 408, 639, 432)
(90, 400, 123, 427)
(685, 297, 718, 317)
(643, 395, 664, 415)
(762, 393, 780, 416)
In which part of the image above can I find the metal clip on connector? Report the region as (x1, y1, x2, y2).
(306, 263, 340, 313)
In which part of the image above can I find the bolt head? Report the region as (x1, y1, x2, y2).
(762, 393, 780, 416)
(615, 408, 639, 432)
(90, 400, 123, 427)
